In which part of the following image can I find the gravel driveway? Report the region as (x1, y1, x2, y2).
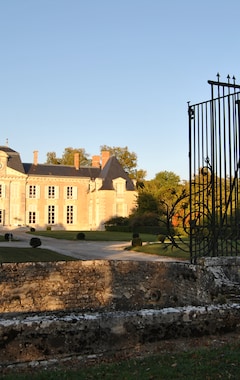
(0, 228, 182, 262)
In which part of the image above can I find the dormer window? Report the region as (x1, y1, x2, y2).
(116, 182, 124, 194)
(113, 178, 126, 194)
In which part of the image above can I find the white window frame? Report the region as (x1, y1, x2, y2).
(28, 211, 36, 224)
(66, 205, 74, 224)
(48, 205, 55, 224)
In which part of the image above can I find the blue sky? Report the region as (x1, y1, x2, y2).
(1, 0, 240, 180)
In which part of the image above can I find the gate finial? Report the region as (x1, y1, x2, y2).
(217, 72, 220, 81)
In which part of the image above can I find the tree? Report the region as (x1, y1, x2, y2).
(46, 152, 61, 165)
(100, 145, 146, 181)
(46, 147, 90, 166)
(45, 145, 146, 181)
(132, 170, 189, 225)
(61, 147, 90, 166)
(133, 192, 159, 215)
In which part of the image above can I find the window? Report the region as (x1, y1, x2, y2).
(67, 186, 73, 199)
(28, 211, 36, 224)
(48, 186, 55, 199)
(116, 202, 124, 216)
(48, 205, 55, 224)
(116, 182, 124, 194)
(64, 186, 77, 199)
(0, 185, 2, 198)
(29, 185, 36, 198)
(0, 210, 2, 224)
(66, 205, 73, 224)
(113, 178, 125, 195)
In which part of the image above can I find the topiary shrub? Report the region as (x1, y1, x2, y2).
(131, 237, 142, 247)
(76, 232, 85, 240)
(30, 227, 35, 232)
(132, 232, 139, 238)
(30, 237, 42, 248)
(4, 233, 13, 241)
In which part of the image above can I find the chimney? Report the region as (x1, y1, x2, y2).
(101, 151, 110, 168)
(92, 155, 100, 168)
(33, 150, 38, 166)
(74, 152, 80, 170)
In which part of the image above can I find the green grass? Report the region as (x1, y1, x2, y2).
(28, 230, 159, 242)
(2, 343, 240, 379)
(131, 242, 190, 260)
(0, 247, 75, 262)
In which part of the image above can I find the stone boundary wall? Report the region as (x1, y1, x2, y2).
(1, 304, 240, 367)
(2, 258, 239, 314)
(1, 258, 240, 367)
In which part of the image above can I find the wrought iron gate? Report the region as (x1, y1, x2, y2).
(189, 75, 240, 263)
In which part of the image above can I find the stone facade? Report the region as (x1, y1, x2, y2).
(0, 147, 137, 230)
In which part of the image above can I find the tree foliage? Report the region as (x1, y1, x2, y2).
(131, 170, 189, 227)
(46, 147, 90, 166)
(45, 146, 145, 180)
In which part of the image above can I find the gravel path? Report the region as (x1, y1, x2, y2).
(0, 228, 184, 262)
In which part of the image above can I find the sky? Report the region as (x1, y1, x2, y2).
(1, 0, 240, 181)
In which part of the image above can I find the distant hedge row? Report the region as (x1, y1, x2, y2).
(105, 225, 171, 235)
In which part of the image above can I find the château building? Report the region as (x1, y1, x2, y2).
(0, 146, 137, 230)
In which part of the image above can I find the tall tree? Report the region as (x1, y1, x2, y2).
(45, 147, 90, 166)
(61, 147, 90, 166)
(46, 152, 61, 165)
(135, 171, 187, 216)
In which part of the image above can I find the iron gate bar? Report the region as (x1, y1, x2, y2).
(208, 80, 240, 90)
(188, 76, 240, 263)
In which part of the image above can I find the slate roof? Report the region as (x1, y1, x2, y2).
(23, 163, 101, 178)
(99, 156, 135, 190)
(0, 146, 25, 174)
(0, 146, 135, 191)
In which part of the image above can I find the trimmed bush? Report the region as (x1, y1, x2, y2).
(132, 232, 139, 238)
(131, 237, 142, 247)
(30, 227, 35, 232)
(105, 225, 132, 232)
(76, 232, 85, 240)
(4, 233, 13, 241)
(30, 237, 42, 248)
(46, 226, 51, 231)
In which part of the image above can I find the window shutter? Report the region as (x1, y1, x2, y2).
(36, 185, 40, 199)
(55, 186, 59, 199)
(55, 205, 58, 223)
(73, 186, 77, 199)
(1, 184, 5, 198)
(45, 186, 48, 199)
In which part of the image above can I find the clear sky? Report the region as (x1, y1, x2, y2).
(1, 0, 240, 181)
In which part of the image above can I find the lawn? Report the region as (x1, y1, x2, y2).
(131, 242, 190, 260)
(27, 229, 158, 242)
(2, 342, 240, 379)
(0, 247, 76, 263)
